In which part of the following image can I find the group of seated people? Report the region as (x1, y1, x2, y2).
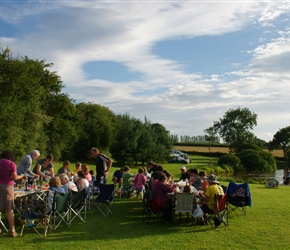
(138, 163, 224, 224)
(48, 161, 97, 194)
(17, 151, 96, 195)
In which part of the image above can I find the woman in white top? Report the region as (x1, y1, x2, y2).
(77, 171, 89, 192)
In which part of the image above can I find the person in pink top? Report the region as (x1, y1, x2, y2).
(133, 167, 147, 198)
(0, 150, 26, 237)
(81, 163, 92, 184)
(152, 172, 177, 223)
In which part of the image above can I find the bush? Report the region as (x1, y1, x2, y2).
(218, 154, 241, 171)
(233, 142, 263, 153)
(237, 149, 276, 172)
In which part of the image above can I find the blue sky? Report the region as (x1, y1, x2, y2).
(1, 1, 290, 142)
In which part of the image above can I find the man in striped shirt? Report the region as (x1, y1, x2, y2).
(90, 147, 112, 186)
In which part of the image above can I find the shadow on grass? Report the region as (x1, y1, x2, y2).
(15, 198, 214, 244)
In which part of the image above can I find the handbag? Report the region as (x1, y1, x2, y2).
(193, 204, 204, 218)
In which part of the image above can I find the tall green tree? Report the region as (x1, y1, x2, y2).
(43, 94, 77, 160)
(0, 47, 61, 158)
(110, 115, 172, 166)
(268, 126, 290, 158)
(110, 114, 141, 166)
(206, 107, 257, 151)
(73, 102, 116, 160)
(204, 126, 220, 152)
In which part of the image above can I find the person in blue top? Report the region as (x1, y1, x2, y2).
(48, 177, 65, 194)
(17, 150, 40, 178)
(112, 167, 124, 189)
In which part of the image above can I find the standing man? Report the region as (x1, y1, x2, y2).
(90, 147, 112, 186)
(17, 150, 40, 178)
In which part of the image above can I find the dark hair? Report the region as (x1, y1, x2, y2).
(123, 166, 130, 171)
(46, 154, 53, 161)
(138, 167, 144, 174)
(63, 160, 70, 167)
(1, 150, 15, 162)
(163, 170, 172, 179)
(157, 173, 167, 182)
(189, 168, 198, 175)
(156, 165, 163, 172)
(199, 171, 206, 177)
(183, 185, 191, 193)
(78, 171, 85, 178)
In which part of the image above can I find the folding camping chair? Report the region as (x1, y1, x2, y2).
(226, 181, 252, 216)
(19, 191, 53, 239)
(92, 183, 115, 217)
(265, 179, 279, 188)
(51, 191, 71, 230)
(68, 189, 87, 224)
(207, 194, 228, 228)
(0, 212, 8, 233)
(175, 193, 194, 223)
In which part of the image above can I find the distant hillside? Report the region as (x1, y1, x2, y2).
(174, 145, 284, 158)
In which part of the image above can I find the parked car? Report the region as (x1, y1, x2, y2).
(171, 149, 191, 163)
(171, 149, 188, 157)
(168, 155, 189, 164)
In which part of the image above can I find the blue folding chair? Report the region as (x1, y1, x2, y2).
(92, 183, 115, 217)
(226, 181, 252, 216)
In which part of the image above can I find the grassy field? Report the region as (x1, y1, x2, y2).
(1, 179, 290, 250)
(1, 159, 288, 249)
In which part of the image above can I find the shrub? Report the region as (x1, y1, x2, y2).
(218, 154, 241, 171)
(237, 149, 276, 172)
(232, 142, 263, 153)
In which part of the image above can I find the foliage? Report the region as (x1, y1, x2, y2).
(218, 154, 241, 171)
(233, 142, 263, 154)
(72, 102, 116, 161)
(237, 149, 276, 172)
(206, 107, 257, 151)
(110, 114, 172, 166)
(268, 126, 290, 158)
(0, 47, 63, 159)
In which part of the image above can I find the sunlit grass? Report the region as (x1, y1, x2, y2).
(2, 184, 290, 249)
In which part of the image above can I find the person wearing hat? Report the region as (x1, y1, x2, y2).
(179, 166, 190, 181)
(199, 174, 224, 225)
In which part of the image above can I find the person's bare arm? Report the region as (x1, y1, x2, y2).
(36, 164, 45, 177)
(12, 171, 26, 181)
(104, 158, 113, 174)
(49, 167, 55, 177)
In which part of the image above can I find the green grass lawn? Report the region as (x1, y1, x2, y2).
(2, 181, 290, 249)
(1, 160, 290, 249)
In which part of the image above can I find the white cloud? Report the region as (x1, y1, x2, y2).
(1, 1, 290, 142)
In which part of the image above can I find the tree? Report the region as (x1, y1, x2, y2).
(206, 107, 257, 151)
(204, 127, 220, 152)
(110, 115, 172, 166)
(73, 102, 116, 160)
(0, 47, 63, 158)
(268, 126, 290, 158)
(43, 94, 77, 160)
